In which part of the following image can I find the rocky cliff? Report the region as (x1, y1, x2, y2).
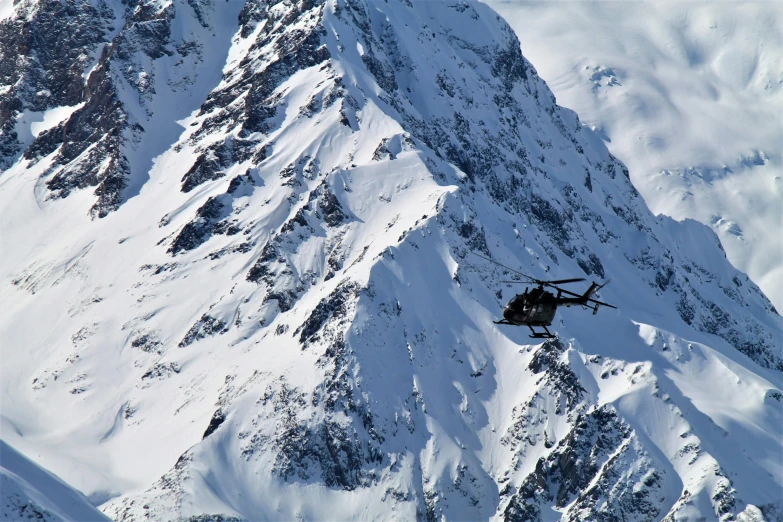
(0, 0, 780, 520)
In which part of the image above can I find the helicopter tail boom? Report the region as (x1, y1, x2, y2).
(556, 280, 617, 311)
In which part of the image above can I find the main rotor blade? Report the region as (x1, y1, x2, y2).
(588, 298, 617, 309)
(544, 278, 586, 285)
(552, 287, 584, 298)
(472, 253, 535, 281)
(500, 280, 527, 284)
(472, 252, 618, 308)
(557, 290, 618, 309)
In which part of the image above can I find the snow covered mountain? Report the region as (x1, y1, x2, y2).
(0, 0, 780, 520)
(1, 440, 110, 521)
(485, 0, 783, 312)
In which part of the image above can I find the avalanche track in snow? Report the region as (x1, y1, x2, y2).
(0, 0, 780, 521)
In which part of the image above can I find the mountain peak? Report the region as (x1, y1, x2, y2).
(1, 0, 780, 520)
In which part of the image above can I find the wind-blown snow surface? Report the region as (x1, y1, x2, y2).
(0, 0, 781, 520)
(0, 440, 110, 521)
(485, 0, 783, 312)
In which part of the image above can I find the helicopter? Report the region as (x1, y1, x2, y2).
(474, 253, 617, 338)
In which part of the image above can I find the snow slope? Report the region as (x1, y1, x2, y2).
(0, 0, 781, 520)
(0, 439, 110, 521)
(485, 0, 783, 312)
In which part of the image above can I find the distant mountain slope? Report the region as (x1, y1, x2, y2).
(486, 0, 783, 312)
(0, 0, 780, 521)
(0, 440, 110, 521)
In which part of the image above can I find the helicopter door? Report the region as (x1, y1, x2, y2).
(529, 304, 544, 321)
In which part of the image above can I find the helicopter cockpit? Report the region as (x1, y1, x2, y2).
(503, 290, 532, 324)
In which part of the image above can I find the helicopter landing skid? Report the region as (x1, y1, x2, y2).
(527, 325, 555, 339)
(494, 320, 556, 339)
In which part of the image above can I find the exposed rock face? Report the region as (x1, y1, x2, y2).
(0, 0, 780, 521)
(37, 52, 132, 218)
(2, 0, 246, 217)
(0, 0, 113, 168)
(505, 403, 666, 522)
(2, 0, 130, 217)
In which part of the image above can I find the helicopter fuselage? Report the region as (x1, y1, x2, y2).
(497, 282, 612, 338)
(502, 290, 557, 327)
(475, 251, 617, 339)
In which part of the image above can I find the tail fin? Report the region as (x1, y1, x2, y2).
(585, 280, 612, 314)
(581, 282, 599, 301)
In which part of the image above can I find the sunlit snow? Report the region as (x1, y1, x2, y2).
(0, 0, 780, 520)
(487, 0, 783, 312)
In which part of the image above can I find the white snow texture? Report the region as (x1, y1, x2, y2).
(487, 0, 783, 312)
(0, 0, 780, 521)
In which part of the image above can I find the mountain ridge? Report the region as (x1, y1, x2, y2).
(486, 0, 783, 312)
(0, 0, 780, 520)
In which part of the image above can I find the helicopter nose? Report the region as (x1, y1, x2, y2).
(503, 306, 514, 321)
